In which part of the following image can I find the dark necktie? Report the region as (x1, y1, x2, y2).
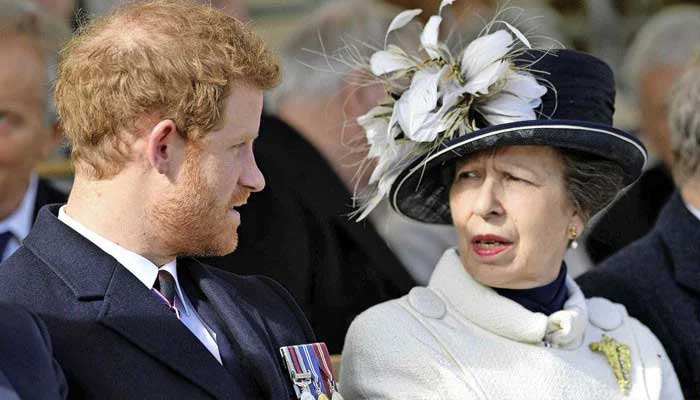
(154, 269, 180, 318)
(0, 231, 15, 260)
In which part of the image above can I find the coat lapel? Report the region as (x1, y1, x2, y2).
(98, 265, 237, 399)
(24, 206, 235, 399)
(658, 192, 700, 293)
(182, 259, 291, 400)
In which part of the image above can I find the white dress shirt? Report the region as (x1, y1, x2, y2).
(57, 206, 222, 364)
(0, 174, 38, 262)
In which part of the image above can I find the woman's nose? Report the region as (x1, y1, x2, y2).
(471, 178, 504, 219)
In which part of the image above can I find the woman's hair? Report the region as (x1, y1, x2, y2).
(560, 150, 626, 223)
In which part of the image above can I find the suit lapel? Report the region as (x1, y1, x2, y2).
(183, 259, 290, 400)
(98, 263, 237, 399)
(658, 193, 700, 293)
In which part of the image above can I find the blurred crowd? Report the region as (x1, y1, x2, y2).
(1, 0, 699, 399)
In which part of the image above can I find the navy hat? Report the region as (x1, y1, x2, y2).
(389, 49, 647, 224)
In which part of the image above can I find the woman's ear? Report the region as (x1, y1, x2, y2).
(570, 210, 585, 238)
(146, 119, 182, 175)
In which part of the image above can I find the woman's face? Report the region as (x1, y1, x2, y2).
(449, 145, 583, 289)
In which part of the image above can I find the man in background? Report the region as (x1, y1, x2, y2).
(200, 0, 456, 353)
(0, 0, 69, 262)
(0, 303, 67, 400)
(585, 5, 700, 263)
(0, 1, 313, 398)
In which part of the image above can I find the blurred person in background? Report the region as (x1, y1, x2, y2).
(578, 63, 700, 399)
(0, 302, 67, 400)
(0, 0, 70, 263)
(585, 5, 700, 263)
(201, 0, 458, 354)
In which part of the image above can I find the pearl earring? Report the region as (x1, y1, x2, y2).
(568, 225, 579, 249)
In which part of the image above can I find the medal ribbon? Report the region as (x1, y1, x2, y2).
(302, 344, 327, 395)
(294, 345, 320, 397)
(312, 343, 338, 393)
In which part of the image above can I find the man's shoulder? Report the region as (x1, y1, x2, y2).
(190, 260, 313, 333)
(0, 245, 49, 285)
(577, 232, 670, 304)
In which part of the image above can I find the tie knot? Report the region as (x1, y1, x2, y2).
(155, 269, 177, 306)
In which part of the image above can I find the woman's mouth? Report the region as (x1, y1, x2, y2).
(471, 234, 513, 257)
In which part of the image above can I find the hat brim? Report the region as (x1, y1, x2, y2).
(389, 119, 647, 224)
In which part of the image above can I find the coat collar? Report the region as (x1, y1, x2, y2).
(428, 249, 588, 348)
(23, 205, 242, 399)
(656, 192, 700, 292)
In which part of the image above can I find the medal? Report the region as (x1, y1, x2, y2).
(312, 343, 344, 400)
(280, 347, 314, 399)
(301, 344, 327, 398)
(281, 343, 340, 400)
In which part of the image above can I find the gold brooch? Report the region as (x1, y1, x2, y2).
(590, 334, 632, 395)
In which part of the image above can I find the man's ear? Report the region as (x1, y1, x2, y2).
(146, 120, 182, 175)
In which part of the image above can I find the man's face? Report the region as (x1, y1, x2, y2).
(0, 35, 57, 214)
(639, 66, 680, 169)
(149, 83, 265, 257)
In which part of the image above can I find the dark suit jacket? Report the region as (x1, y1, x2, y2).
(0, 303, 67, 400)
(577, 192, 700, 399)
(585, 164, 674, 263)
(200, 115, 416, 353)
(0, 205, 315, 399)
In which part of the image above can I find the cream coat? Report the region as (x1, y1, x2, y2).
(340, 249, 682, 400)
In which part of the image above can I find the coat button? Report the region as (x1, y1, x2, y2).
(587, 297, 624, 331)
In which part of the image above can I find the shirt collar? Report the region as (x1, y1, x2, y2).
(685, 202, 700, 222)
(0, 174, 39, 240)
(57, 206, 189, 315)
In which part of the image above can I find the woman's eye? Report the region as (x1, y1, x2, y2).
(457, 171, 479, 180)
(505, 173, 527, 183)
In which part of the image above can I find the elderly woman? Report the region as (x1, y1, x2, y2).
(338, 6, 681, 399)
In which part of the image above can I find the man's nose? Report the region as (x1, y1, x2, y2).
(241, 148, 265, 193)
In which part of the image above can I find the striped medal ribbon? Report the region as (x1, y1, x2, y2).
(311, 343, 344, 400)
(280, 346, 313, 400)
(301, 344, 329, 400)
